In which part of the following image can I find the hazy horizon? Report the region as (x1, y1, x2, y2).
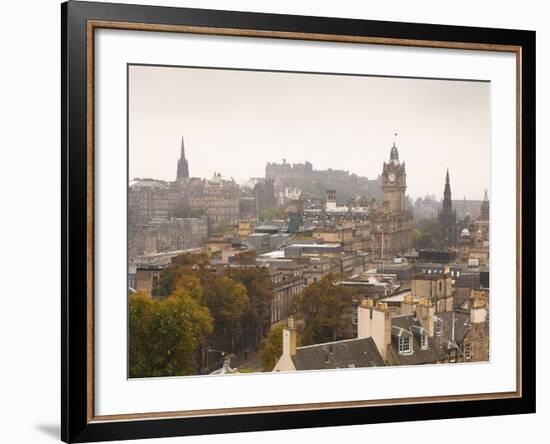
(129, 65, 491, 201)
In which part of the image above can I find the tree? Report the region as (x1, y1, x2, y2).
(294, 273, 356, 345)
(229, 266, 275, 335)
(259, 324, 284, 371)
(258, 207, 284, 222)
(152, 252, 210, 297)
(128, 290, 213, 378)
(203, 275, 249, 330)
(413, 217, 444, 250)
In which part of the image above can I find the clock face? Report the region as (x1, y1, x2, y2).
(388, 173, 396, 183)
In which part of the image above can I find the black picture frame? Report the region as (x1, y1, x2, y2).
(61, 1, 536, 442)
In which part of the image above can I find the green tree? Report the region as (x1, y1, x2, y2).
(259, 324, 284, 371)
(413, 217, 444, 249)
(203, 275, 249, 330)
(229, 266, 275, 334)
(258, 207, 284, 222)
(152, 252, 210, 297)
(129, 290, 213, 378)
(294, 273, 356, 345)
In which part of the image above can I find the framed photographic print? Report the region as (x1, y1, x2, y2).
(61, 1, 536, 442)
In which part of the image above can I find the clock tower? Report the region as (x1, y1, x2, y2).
(381, 142, 407, 211)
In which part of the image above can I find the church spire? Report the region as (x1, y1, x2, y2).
(446, 168, 450, 184)
(176, 136, 189, 180)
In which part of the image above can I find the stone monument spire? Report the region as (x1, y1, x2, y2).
(176, 136, 189, 180)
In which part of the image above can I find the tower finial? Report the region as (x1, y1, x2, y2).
(389, 133, 399, 162)
(446, 168, 450, 184)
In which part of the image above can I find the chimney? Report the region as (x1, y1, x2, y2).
(470, 293, 487, 323)
(357, 298, 391, 360)
(400, 293, 417, 316)
(357, 298, 374, 339)
(417, 298, 435, 337)
(282, 317, 297, 358)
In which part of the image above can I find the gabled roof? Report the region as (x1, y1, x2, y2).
(390, 315, 442, 365)
(293, 337, 386, 370)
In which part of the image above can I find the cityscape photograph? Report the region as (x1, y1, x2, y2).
(128, 65, 490, 378)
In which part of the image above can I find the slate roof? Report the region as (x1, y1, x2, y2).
(436, 311, 471, 344)
(294, 337, 386, 370)
(390, 315, 442, 365)
(389, 311, 473, 365)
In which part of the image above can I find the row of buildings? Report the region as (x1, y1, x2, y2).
(129, 137, 490, 375)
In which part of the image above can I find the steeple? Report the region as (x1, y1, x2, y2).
(484, 189, 489, 201)
(176, 136, 189, 179)
(439, 169, 457, 248)
(443, 169, 451, 203)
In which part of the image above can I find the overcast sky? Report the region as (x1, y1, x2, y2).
(129, 64, 490, 200)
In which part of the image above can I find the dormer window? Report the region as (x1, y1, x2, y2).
(449, 349, 457, 363)
(420, 331, 429, 350)
(435, 318, 443, 336)
(399, 335, 412, 354)
(464, 343, 473, 360)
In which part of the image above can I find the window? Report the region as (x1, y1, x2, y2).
(435, 318, 443, 336)
(421, 332, 428, 350)
(449, 349, 457, 363)
(464, 343, 473, 360)
(399, 335, 412, 354)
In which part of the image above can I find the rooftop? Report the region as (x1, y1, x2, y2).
(294, 337, 386, 370)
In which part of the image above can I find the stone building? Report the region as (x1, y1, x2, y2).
(268, 262, 304, 325)
(128, 179, 178, 225)
(411, 269, 454, 313)
(182, 174, 240, 223)
(128, 217, 208, 260)
(265, 159, 313, 183)
(357, 295, 489, 366)
(370, 142, 413, 260)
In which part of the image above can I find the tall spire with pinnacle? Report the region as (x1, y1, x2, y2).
(176, 136, 189, 179)
(439, 169, 457, 248)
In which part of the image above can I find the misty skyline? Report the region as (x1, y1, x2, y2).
(129, 65, 491, 200)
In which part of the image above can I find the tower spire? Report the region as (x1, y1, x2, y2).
(176, 135, 189, 180)
(439, 169, 456, 248)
